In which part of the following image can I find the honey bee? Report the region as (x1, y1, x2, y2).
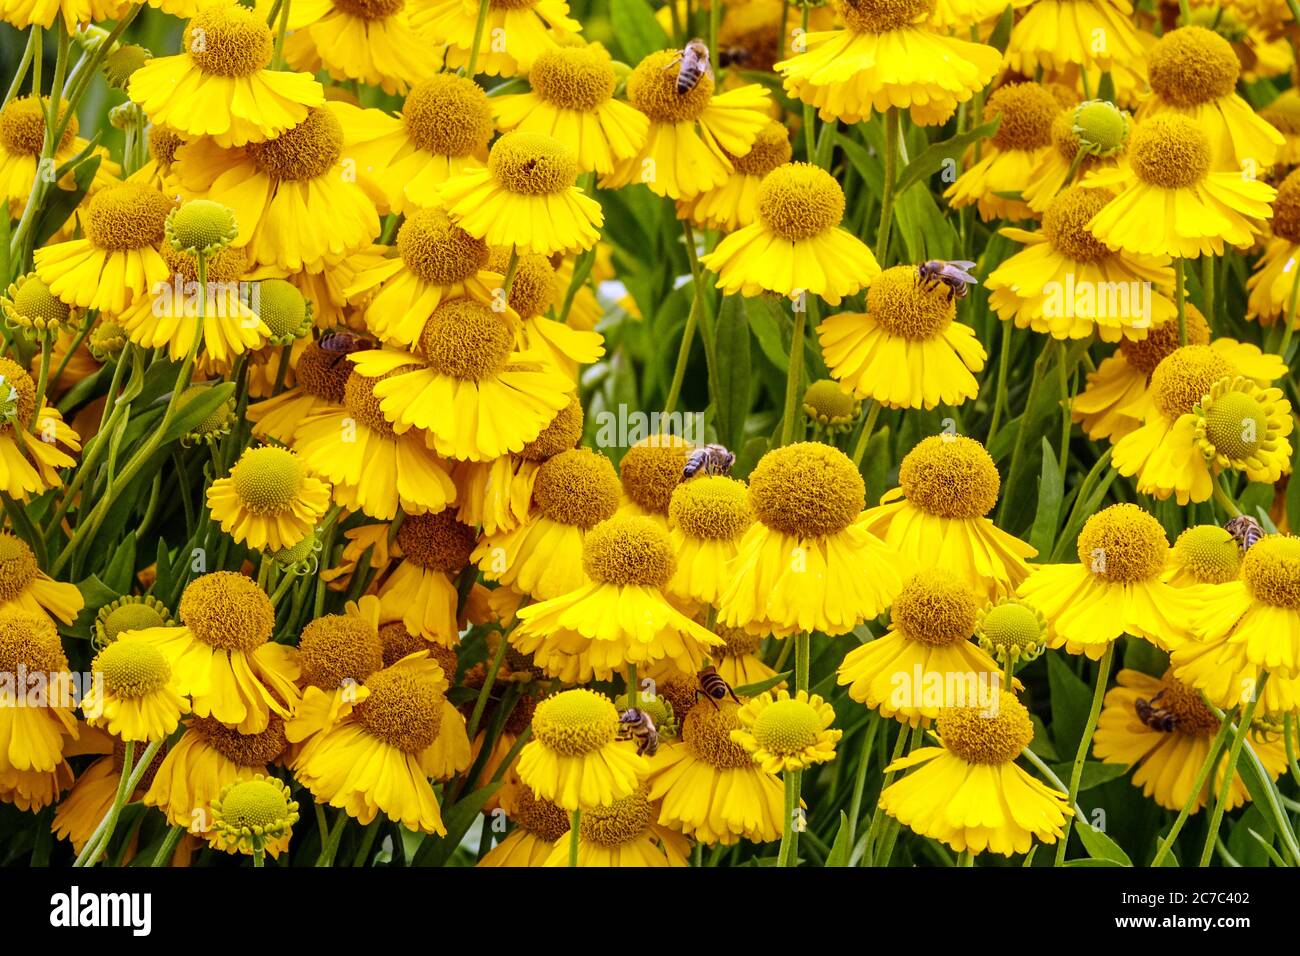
(916, 260, 979, 303)
(1224, 515, 1265, 553)
(617, 707, 660, 756)
(1134, 691, 1179, 733)
(682, 443, 735, 480)
(666, 38, 713, 94)
(317, 329, 374, 369)
(697, 665, 741, 709)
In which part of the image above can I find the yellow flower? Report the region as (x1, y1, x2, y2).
(0, 96, 119, 219)
(719, 442, 908, 637)
(1259, 89, 1300, 165)
(1247, 169, 1300, 326)
(0, 531, 82, 624)
(1022, 100, 1131, 214)
(666, 475, 753, 607)
(617, 433, 690, 525)
(208, 773, 298, 856)
(1, 0, 127, 29)
(1017, 503, 1196, 659)
(700, 163, 880, 305)
(976, 597, 1049, 669)
(410, 0, 581, 77)
(1164, 524, 1242, 587)
(207, 445, 331, 552)
(0, 357, 81, 502)
(676, 121, 793, 232)
(479, 775, 571, 866)
(247, 335, 364, 444)
(710, 625, 780, 691)
(879, 696, 1072, 857)
(1005, 0, 1149, 76)
(277, 0, 439, 95)
(376, 511, 478, 644)
(858, 436, 1035, 601)
(82, 635, 190, 742)
(731, 689, 840, 774)
(541, 784, 691, 866)
(819, 265, 986, 409)
(127, 2, 326, 148)
(487, 250, 604, 377)
(93, 596, 175, 649)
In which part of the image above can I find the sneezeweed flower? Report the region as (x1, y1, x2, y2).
(618, 433, 689, 524)
(1023, 100, 1131, 214)
(1246, 168, 1300, 326)
(377, 510, 478, 644)
(131, 571, 301, 733)
(720, 442, 908, 637)
(802, 379, 860, 432)
(130, 123, 186, 191)
(171, 103, 381, 272)
(517, 688, 648, 810)
(1138, 26, 1283, 173)
(945, 82, 1059, 222)
(278, 0, 437, 95)
(0, 96, 118, 218)
(440, 132, 603, 256)
(93, 595, 175, 649)
(347, 299, 575, 461)
(248, 336, 362, 443)
(252, 278, 314, 346)
(208, 774, 299, 857)
(1113, 346, 1289, 504)
(179, 383, 237, 447)
(0, 531, 82, 623)
(818, 265, 986, 410)
(1260, 89, 1300, 164)
(647, 697, 784, 845)
(1004, 0, 1148, 77)
(479, 776, 571, 866)
(542, 784, 690, 866)
(731, 689, 840, 774)
(1094, 668, 1288, 813)
(206, 445, 331, 552)
(878, 696, 1072, 857)
(492, 41, 648, 176)
(776, 0, 1001, 125)
(986, 186, 1177, 342)
(473, 447, 621, 600)
(513, 515, 725, 681)
(1018, 503, 1195, 659)
(603, 48, 771, 199)
(289, 368, 457, 520)
(1086, 115, 1275, 258)
(487, 247, 604, 377)
(0, 611, 77, 812)
(86, 319, 130, 364)
(1, 274, 76, 340)
(699, 162, 881, 305)
(975, 598, 1049, 671)
(34, 181, 174, 315)
(1164, 525, 1242, 587)
(930, 0, 1030, 29)
(127, 1, 326, 147)
(81, 635, 190, 742)
(858, 436, 1036, 601)
(1, 0, 126, 31)
(0, 358, 80, 501)
(666, 476, 753, 607)
(411, 0, 579, 76)
(676, 121, 793, 232)
(838, 570, 1003, 725)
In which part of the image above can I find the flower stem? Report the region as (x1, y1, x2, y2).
(844, 713, 879, 850)
(850, 400, 881, 468)
(779, 303, 808, 446)
(1175, 258, 1187, 346)
(466, 632, 508, 741)
(150, 825, 184, 867)
(1197, 673, 1268, 867)
(465, 0, 492, 77)
(271, 0, 291, 69)
(1056, 339, 1072, 476)
(987, 318, 1013, 440)
(776, 769, 800, 866)
(875, 107, 900, 267)
(1212, 472, 1242, 518)
(1054, 642, 1113, 865)
(568, 809, 581, 866)
(1150, 713, 1233, 866)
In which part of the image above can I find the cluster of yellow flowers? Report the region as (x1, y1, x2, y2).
(1, 0, 1300, 872)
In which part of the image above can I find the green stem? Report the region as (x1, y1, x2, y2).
(1056, 339, 1072, 476)
(845, 714, 879, 851)
(987, 318, 1013, 440)
(315, 813, 347, 866)
(1150, 714, 1233, 866)
(1198, 673, 1268, 867)
(850, 401, 881, 468)
(271, 0, 291, 69)
(1175, 258, 1187, 347)
(1054, 643, 1113, 865)
(776, 770, 799, 866)
(568, 809, 581, 866)
(466, 633, 508, 741)
(352, 819, 381, 866)
(1279, 253, 1300, 360)
(875, 107, 900, 267)
(150, 825, 184, 867)
(1202, 254, 1216, 330)
(779, 305, 808, 446)
(997, 339, 1053, 523)
(465, 0, 492, 77)
(794, 631, 810, 693)
(1212, 473, 1243, 519)
(2, 28, 37, 112)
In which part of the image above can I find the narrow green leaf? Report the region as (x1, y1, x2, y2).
(735, 670, 793, 697)
(1029, 437, 1064, 556)
(894, 117, 1001, 197)
(1047, 651, 1092, 757)
(714, 296, 752, 450)
(824, 811, 852, 867)
(1074, 821, 1133, 866)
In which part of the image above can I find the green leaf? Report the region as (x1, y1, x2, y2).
(1074, 820, 1133, 866)
(102, 533, 137, 595)
(713, 296, 752, 450)
(608, 0, 669, 65)
(412, 780, 503, 866)
(744, 296, 790, 372)
(824, 811, 852, 867)
(65, 574, 120, 641)
(1029, 437, 1064, 556)
(159, 383, 237, 447)
(1047, 651, 1092, 757)
(33, 147, 102, 248)
(735, 671, 793, 697)
(1048, 760, 1130, 792)
(893, 117, 1001, 197)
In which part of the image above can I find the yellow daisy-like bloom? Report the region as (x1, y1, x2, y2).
(0, 96, 120, 220)
(1113, 347, 1290, 504)
(94, 596, 175, 649)
(1017, 503, 1196, 659)
(858, 436, 1035, 601)
(128, 2, 325, 148)
(879, 696, 1072, 857)
(617, 433, 689, 524)
(930, 0, 1031, 29)
(289, 368, 457, 520)
(986, 186, 1176, 342)
(473, 447, 620, 600)
(1137, 26, 1283, 173)
(278, 0, 438, 95)
(1005, 0, 1148, 76)
(81, 635, 190, 742)
(410, 0, 580, 77)
(488, 248, 604, 377)
(479, 775, 571, 866)
(602, 48, 771, 199)
(541, 783, 690, 866)
(376, 511, 478, 644)
(1094, 668, 1288, 813)
(347, 299, 574, 462)
(208, 773, 298, 856)
(803, 378, 860, 432)
(492, 41, 648, 176)
(293, 652, 453, 833)
(517, 688, 648, 810)
(0, 532, 82, 624)
(1164, 525, 1242, 587)
(699, 163, 880, 306)
(247, 335, 359, 444)
(838, 570, 1005, 725)
(513, 516, 725, 681)
(1, 273, 76, 340)
(1246, 168, 1300, 326)
(340, 74, 492, 214)
(0, 610, 78, 812)
(818, 265, 987, 409)
(731, 689, 840, 774)
(945, 83, 1059, 222)
(719, 442, 908, 637)
(976, 597, 1049, 671)
(171, 103, 380, 272)
(647, 698, 784, 845)
(676, 121, 792, 232)
(1022, 100, 1131, 214)
(1260, 89, 1300, 165)
(0, 357, 80, 502)
(776, 0, 1001, 126)
(666, 475, 753, 606)
(1086, 115, 1275, 258)
(439, 131, 603, 256)
(34, 181, 174, 315)
(711, 625, 779, 690)
(207, 445, 331, 552)
(131, 572, 300, 734)
(0, 0, 126, 29)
